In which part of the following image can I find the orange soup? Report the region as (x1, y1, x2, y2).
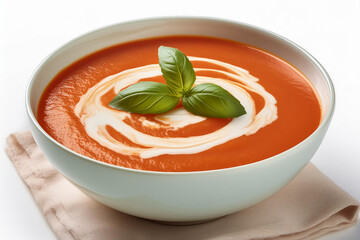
(37, 36, 321, 172)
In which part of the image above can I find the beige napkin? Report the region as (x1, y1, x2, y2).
(6, 131, 359, 240)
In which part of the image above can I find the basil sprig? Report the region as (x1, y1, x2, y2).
(109, 46, 246, 118)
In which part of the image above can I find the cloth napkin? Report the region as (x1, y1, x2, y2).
(6, 131, 359, 240)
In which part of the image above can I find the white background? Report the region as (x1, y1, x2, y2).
(0, 0, 359, 239)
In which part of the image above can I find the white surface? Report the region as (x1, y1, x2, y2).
(0, 0, 359, 239)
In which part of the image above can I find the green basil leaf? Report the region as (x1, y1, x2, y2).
(182, 83, 246, 118)
(158, 46, 196, 95)
(109, 81, 180, 114)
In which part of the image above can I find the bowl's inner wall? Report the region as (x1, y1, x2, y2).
(29, 18, 330, 121)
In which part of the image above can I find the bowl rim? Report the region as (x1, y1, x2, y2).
(25, 16, 335, 176)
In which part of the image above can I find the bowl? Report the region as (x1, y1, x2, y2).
(26, 17, 335, 223)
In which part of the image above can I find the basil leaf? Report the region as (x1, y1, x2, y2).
(182, 83, 246, 118)
(158, 46, 196, 95)
(109, 46, 246, 119)
(109, 81, 180, 114)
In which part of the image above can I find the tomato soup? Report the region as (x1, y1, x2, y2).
(37, 36, 321, 172)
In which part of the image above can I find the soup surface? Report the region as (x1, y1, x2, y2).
(38, 36, 321, 172)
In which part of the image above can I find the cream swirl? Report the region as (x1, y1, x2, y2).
(74, 57, 278, 158)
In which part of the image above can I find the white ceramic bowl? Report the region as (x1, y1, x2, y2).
(26, 17, 335, 223)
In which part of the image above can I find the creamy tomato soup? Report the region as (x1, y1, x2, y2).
(38, 36, 321, 172)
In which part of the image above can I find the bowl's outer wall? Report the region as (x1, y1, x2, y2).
(27, 18, 334, 222)
(29, 118, 330, 221)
